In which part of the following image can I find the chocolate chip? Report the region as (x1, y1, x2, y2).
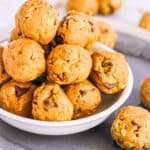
(17, 32, 22, 36)
(15, 86, 29, 97)
(88, 20, 94, 32)
(104, 82, 116, 89)
(94, 71, 102, 79)
(75, 108, 81, 114)
(131, 121, 141, 128)
(102, 60, 113, 67)
(57, 73, 65, 81)
(79, 90, 87, 96)
(55, 35, 64, 44)
(43, 99, 49, 106)
(43, 98, 58, 111)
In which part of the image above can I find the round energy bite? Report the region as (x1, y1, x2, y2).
(65, 80, 101, 119)
(139, 12, 150, 31)
(111, 106, 150, 150)
(66, 0, 99, 16)
(141, 76, 150, 108)
(47, 44, 92, 85)
(0, 46, 10, 85)
(90, 50, 128, 94)
(98, 21, 117, 48)
(0, 80, 36, 117)
(32, 82, 74, 121)
(98, 0, 122, 15)
(56, 11, 99, 50)
(15, 0, 59, 45)
(3, 38, 46, 82)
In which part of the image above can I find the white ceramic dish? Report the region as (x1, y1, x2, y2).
(0, 42, 133, 135)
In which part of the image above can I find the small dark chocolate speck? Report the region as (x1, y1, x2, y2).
(17, 32, 22, 36)
(131, 121, 141, 128)
(43, 99, 49, 106)
(15, 86, 29, 97)
(79, 90, 87, 96)
(88, 20, 94, 32)
(57, 73, 65, 81)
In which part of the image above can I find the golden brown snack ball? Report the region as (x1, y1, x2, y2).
(15, 0, 60, 45)
(66, 0, 99, 16)
(56, 11, 99, 50)
(90, 50, 128, 94)
(9, 27, 25, 41)
(111, 106, 150, 150)
(0, 45, 10, 85)
(65, 80, 101, 119)
(98, 0, 122, 15)
(3, 38, 46, 82)
(139, 12, 150, 31)
(47, 44, 92, 85)
(0, 80, 36, 117)
(98, 21, 117, 48)
(141, 76, 150, 108)
(32, 82, 74, 121)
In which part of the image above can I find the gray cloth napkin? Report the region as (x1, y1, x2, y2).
(0, 32, 150, 150)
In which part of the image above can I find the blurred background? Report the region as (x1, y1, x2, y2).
(0, 0, 150, 37)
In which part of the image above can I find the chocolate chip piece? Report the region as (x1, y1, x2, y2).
(94, 71, 102, 79)
(17, 32, 22, 36)
(79, 90, 87, 96)
(57, 73, 65, 81)
(131, 121, 141, 128)
(43, 99, 49, 111)
(102, 60, 113, 67)
(15, 86, 29, 97)
(104, 82, 116, 89)
(55, 35, 64, 44)
(88, 20, 94, 32)
(43, 98, 58, 110)
(43, 99, 49, 106)
(75, 108, 81, 114)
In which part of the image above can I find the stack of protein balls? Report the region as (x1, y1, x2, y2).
(0, 0, 128, 121)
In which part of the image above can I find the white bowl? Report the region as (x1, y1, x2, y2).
(0, 42, 133, 135)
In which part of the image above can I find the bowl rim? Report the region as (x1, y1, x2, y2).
(0, 42, 133, 127)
